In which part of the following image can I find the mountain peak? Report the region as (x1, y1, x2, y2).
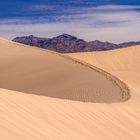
(54, 34, 77, 40)
(28, 35, 36, 38)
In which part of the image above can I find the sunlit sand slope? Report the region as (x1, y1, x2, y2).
(67, 46, 140, 71)
(67, 46, 140, 139)
(0, 38, 138, 140)
(0, 38, 128, 103)
(67, 46, 140, 91)
(0, 88, 139, 140)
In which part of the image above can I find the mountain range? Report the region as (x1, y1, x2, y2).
(12, 34, 140, 53)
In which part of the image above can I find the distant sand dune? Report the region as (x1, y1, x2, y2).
(0, 38, 129, 103)
(67, 46, 140, 71)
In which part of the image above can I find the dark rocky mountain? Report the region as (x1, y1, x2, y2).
(12, 34, 140, 53)
(118, 41, 140, 48)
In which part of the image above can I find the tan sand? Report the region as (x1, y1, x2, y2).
(67, 46, 140, 139)
(0, 38, 139, 140)
(0, 38, 128, 103)
(67, 46, 140, 92)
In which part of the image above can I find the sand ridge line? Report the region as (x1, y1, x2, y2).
(11, 39, 130, 102)
(61, 54, 130, 102)
(1, 38, 130, 102)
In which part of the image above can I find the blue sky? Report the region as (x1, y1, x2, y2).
(0, 0, 140, 42)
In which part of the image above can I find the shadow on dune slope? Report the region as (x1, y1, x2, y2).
(0, 39, 130, 103)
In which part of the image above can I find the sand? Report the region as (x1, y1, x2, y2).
(0, 38, 139, 139)
(67, 46, 140, 92)
(67, 46, 140, 139)
(0, 38, 128, 103)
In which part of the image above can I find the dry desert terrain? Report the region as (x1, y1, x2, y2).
(0, 38, 140, 140)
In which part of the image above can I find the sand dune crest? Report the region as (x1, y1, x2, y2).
(0, 38, 129, 103)
(0, 38, 140, 140)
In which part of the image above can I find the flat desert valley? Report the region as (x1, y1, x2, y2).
(0, 38, 140, 139)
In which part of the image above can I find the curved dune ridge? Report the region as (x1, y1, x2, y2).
(67, 46, 140, 105)
(67, 45, 140, 92)
(67, 46, 140, 139)
(0, 38, 140, 140)
(0, 38, 129, 103)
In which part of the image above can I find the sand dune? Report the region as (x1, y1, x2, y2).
(67, 46, 140, 139)
(1, 88, 140, 140)
(0, 38, 128, 103)
(67, 46, 140, 91)
(67, 46, 140, 71)
(0, 38, 139, 140)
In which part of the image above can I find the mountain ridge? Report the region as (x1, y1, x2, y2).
(12, 34, 140, 53)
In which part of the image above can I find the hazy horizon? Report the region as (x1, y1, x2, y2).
(0, 0, 140, 43)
